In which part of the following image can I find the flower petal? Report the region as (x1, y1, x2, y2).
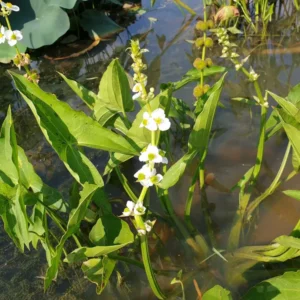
(158, 118, 171, 131)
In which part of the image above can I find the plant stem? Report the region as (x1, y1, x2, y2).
(246, 142, 292, 219)
(200, 0, 207, 88)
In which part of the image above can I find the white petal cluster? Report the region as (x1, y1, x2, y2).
(1, 1, 20, 12)
(0, 26, 22, 46)
(121, 201, 146, 217)
(5, 29, 22, 46)
(140, 108, 171, 132)
(134, 164, 163, 187)
(139, 145, 168, 164)
(137, 220, 154, 236)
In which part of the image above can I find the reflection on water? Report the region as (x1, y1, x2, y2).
(1, 0, 300, 298)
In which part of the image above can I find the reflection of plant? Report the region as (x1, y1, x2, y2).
(0, 0, 126, 63)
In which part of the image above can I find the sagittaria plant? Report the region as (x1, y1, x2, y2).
(2, 0, 300, 299)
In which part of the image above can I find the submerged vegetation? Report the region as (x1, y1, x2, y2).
(1, 0, 300, 299)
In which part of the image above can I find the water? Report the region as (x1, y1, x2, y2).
(1, 0, 300, 298)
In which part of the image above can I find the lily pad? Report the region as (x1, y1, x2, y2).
(9, 0, 70, 49)
(80, 10, 123, 40)
(44, 0, 78, 9)
(0, 42, 27, 64)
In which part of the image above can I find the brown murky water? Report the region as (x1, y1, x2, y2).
(1, 0, 300, 298)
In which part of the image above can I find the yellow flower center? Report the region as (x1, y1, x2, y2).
(11, 33, 17, 40)
(6, 3, 13, 8)
(0, 33, 3, 38)
(148, 153, 155, 161)
(138, 173, 145, 181)
(150, 175, 159, 184)
(154, 118, 162, 124)
(142, 119, 148, 126)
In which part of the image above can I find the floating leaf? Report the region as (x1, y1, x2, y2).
(0, 42, 27, 64)
(80, 10, 123, 40)
(44, 0, 78, 9)
(9, 0, 70, 49)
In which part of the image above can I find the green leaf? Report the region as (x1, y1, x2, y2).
(89, 216, 134, 246)
(80, 10, 123, 40)
(282, 190, 300, 201)
(29, 201, 45, 249)
(98, 59, 134, 114)
(44, 0, 78, 9)
(44, 183, 98, 290)
(243, 271, 300, 300)
(276, 109, 300, 169)
(0, 107, 19, 186)
(65, 244, 131, 264)
(268, 91, 300, 123)
(0, 42, 27, 64)
(81, 257, 116, 295)
(159, 150, 197, 189)
(0, 184, 30, 252)
(189, 74, 226, 155)
(274, 235, 300, 249)
(292, 150, 300, 172)
(202, 285, 232, 300)
(59, 72, 117, 125)
(287, 83, 300, 105)
(59, 72, 97, 109)
(10, 72, 138, 186)
(9, 0, 70, 49)
(173, 66, 226, 90)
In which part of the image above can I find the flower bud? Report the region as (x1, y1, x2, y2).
(205, 58, 213, 67)
(193, 85, 204, 98)
(195, 20, 208, 31)
(204, 37, 214, 48)
(195, 37, 204, 48)
(193, 58, 206, 70)
(203, 84, 210, 94)
(206, 19, 214, 29)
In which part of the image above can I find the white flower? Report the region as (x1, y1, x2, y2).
(145, 220, 155, 232)
(5, 30, 22, 46)
(137, 228, 146, 236)
(120, 200, 135, 217)
(134, 202, 146, 216)
(139, 144, 164, 164)
(0, 26, 6, 44)
(139, 112, 156, 131)
(134, 164, 163, 187)
(132, 83, 143, 100)
(151, 108, 171, 131)
(1, 2, 20, 11)
(134, 164, 156, 187)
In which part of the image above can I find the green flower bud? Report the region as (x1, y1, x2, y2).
(195, 37, 204, 48)
(193, 85, 204, 98)
(193, 58, 206, 70)
(204, 37, 214, 48)
(195, 20, 208, 31)
(203, 84, 210, 94)
(206, 20, 214, 29)
(205, 58, 213, 67)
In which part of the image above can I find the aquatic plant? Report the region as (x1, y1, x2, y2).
(1, 1, 300, 299)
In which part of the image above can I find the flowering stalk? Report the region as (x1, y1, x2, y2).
(0, 1, 39, 83)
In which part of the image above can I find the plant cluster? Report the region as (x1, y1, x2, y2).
(1, 0, 300, 299)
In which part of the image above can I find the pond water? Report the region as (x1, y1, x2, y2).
(1, 0, 300, 299)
